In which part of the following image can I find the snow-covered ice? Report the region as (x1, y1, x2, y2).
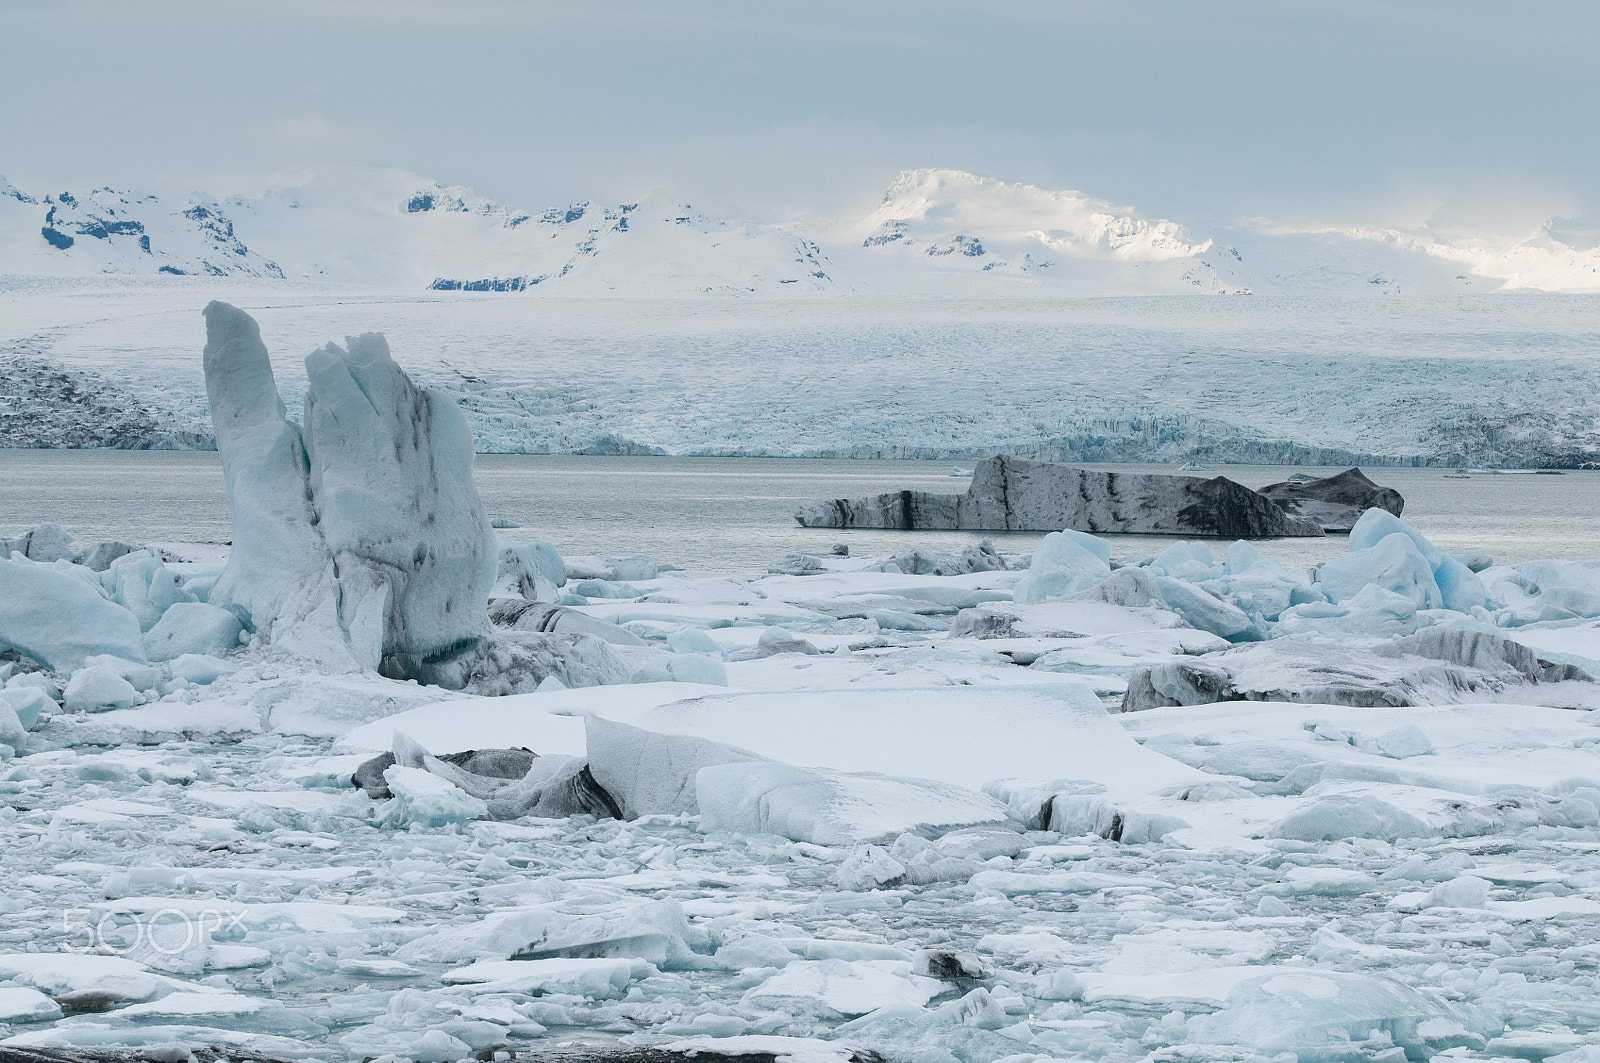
(6, 511, 1600, 1063)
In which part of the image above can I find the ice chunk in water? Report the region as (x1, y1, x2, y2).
(0, 704, 25, 751)
(303, 330, 497, 664)
(0, 685, 53, 730)
(1318, 532, 1443, 609)
(203, 302, 497, 672)
(168, 653, 238, 686)
(1348, 508, 1442, 563)
(1324, 509, 1487, 614)
(1224, 540, 1259, 575)
(103, 552, 194, 631)
(665, 652, 728, 686)
(1274, 794, 1429, 842)
(1190, 969, 1494, 1060)
(668, 627, 723, 655)
(1428, 875, 1492, 908)
(381, 765, 489, 827)
(832, 845, 908, 891)
(398, 900, 692, 968)
(1156, 577, 1257, 641)
(696, 760, 1014, 845)
(1155, 541, 1217, 582)
(586, 716, 762, 818)
(1434, 554, 1488, 612)
(441, 957, 649, 998)
(62, 666, 143, 713)
(143, 602, 244, 661)
(1375, 724, 1434, 759)
(1273, 583, 1419, 640)
(741, 959, 942, 1018)
(0, 986, 63, 1023)
(496, 538, 566, 601)
(18, 523, 76, 564)
(0, 555, 146, 671)
(203, 302, 354, 668)
(1013, 531, 1112, 603)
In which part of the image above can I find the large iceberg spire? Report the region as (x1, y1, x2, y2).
(303, 331, 496, 665)
(202, 301, 495, 673)
(203, 301, 353, 669)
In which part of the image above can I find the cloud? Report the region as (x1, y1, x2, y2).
(0, 0, 1595, 239)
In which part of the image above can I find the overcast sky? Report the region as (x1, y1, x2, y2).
(4, 0, 1596, 237)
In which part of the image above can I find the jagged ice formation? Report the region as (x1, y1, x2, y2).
(202, 302, 496, 672)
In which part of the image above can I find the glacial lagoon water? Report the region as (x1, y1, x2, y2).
(0, 450, 1595, 571)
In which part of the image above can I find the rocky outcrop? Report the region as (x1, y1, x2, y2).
(1257, 468, 1404, 532)
(794, 456, 1325, 537)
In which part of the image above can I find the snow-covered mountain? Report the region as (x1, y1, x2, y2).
(4, 167, 1599, 294)
(842, 168, 1241, 294)
(0, 169, 838, 294)
(0, 181, 283, 279)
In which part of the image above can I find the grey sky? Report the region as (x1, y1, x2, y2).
(4, 0, 1596, 236)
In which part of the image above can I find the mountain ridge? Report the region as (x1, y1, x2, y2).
(1, 167, 1598, 294)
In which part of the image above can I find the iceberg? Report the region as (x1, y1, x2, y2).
(302, 331, 497, 665)
(0, 685, 53, 730)
(379, 765, 489, 828)
(201, 302, 496, 673)
(1273, 583, 1420, 640)
(585, 715, 763, 818)
(62, 666, 143, 713)
(9, 522, 76, 563)
(1191, 969, 1494, 1059)
(794, 455, 1325, 536)
(696, 760, 1015, 845)
(1122, 628, 1587, 710)
(1257, 467, 1405, 532)
(203, 302, 353, 667)
(1314, 509, 1487, 618)
(1156, 576, 1259, 641)
(102, 551, 194, 632)
(496, 539, 565, 601)
(1317, 531, 1443, 609)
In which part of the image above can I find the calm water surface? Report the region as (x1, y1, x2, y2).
(0, 451, 1594, 571)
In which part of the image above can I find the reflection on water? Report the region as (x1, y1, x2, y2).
(0, 451, 1595, 571)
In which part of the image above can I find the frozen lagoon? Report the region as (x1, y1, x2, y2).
(4, 541, 1600, 1062)
(3, 459, 1600, 1061)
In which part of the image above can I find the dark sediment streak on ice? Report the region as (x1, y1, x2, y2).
(794, 455, 1326, 537)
